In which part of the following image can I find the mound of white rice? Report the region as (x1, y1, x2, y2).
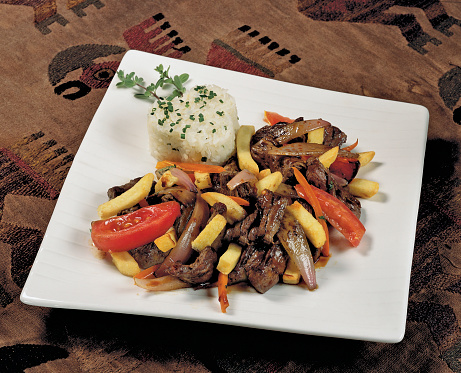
(147, 84, 239, 165)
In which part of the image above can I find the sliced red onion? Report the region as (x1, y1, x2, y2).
(268, 142, 331, 156)
(134, 275, 191, 291)
(155, 193, 209, 278)
(277, 213, 317, 290)
(275, 119, 331, 145)
(170, 167, 197, 192)
(330, 173, 348, 187)
(227, 169, 258, 190)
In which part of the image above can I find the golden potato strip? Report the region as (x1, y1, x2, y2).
(154, 227, 177, 252)
(201, 192, 247, 224)
(255, 171, 283, 195)
(216, 243, 242, 275)
(111, 251, 141, 277)
(98, 173, 155, 219)
(192, 214, 227, 251)
(283, 257, 301, 284)
(358, 151, 375, 166)
(237, 125, 259, 175)
(286, 201, 326, 249)
(258, 168, 271, 180)
(348, 178, 379, 198)
(318, 146, 339, 168)
(194, 172, 212, 190)
(307, 127, 324, 144)
(154, 170, 179, 192)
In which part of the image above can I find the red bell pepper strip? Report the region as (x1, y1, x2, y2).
(91, 201, 181, 252)
(156, 160, 225, 173)
(310, 185, 365, 247)
(342, 139, 358, 151)
(218, 272, 229, 313)
(292, 167, 330, 256)
(263, 111, 295, 125)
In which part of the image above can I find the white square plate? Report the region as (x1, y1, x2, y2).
(21, 50, 428, 343)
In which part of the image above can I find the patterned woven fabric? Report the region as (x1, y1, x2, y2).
(0, 1, 460, 371)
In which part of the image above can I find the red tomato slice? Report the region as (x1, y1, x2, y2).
(310, 186, 365, 247)
(91, 201, 181, 252)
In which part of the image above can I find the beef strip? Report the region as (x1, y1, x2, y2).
(243, 242, 288, 293)
(166, 246, 217, 284)
(248, 191, 291, 244)
(323, 126, 347, 147)
(224, 210, 259, 246)
(130, 242, 169, 269)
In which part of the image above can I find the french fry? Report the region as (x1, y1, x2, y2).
(283, 257, 301, 284)
(111, 251, 141, 277)
(154, 227, 177, 252)
(307, 127, 324, 144)
(236, 125, 259, 175)
(258, 168, 271, 180)
(286, 201, 326, 249)
(192, 214, 227, 251)
(255, 171, 283, 195)
(194, 171, 212, 190)
(201, 192, 247, 224)
(154, 170, 179, 192)
(318, 146, 339, 168)
(216, 243, 242, 275)
(98, 173, 155, 219)
(358, 151, 375, 167)
(348, 178, 379, 198)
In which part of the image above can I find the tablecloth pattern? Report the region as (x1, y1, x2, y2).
(1, 1, 460, 372)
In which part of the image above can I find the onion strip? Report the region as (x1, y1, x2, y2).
(275, 119, 331, 144)
(227, 169, 258, 191)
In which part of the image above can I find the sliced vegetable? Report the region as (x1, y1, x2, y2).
(286, 201, 326, 249)
(283, 257, 301, 284)
(318, 146, 339, 168)
(134, 275, 191, 291)
(255, 171, 283, 195)
(169, 167, 198, 192)
(111, 251, 141, 277)
(134, 265, 160, 280)
(348, 178, 379, 199)
(342, 139, 359, 151)
(236, 125, 259, 175)
(263, 111, 295, 125)
(228, 196, 250, 206)
(91, 201, 181, 252)
(357, 151, 375, 166)
(292, 168, 330, 256)
(154, 227, 177, 252)
(278, 212, 317, 290)
(191, 214, 227, 252)
(201, 192, 247, 224)
(156, 160, 225, 173)
(274, 119, 331, 145)
(307, 127, 324, 144)
(227, 169, 258, 191)
(329, 157, 360, 183)
(218, 272, 230, 313)
(216, 243, 242, 275)
(311, 185, 366, 247)
(155, 193, 210, 277)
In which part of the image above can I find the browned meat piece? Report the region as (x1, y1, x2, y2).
(130, 242, 169, 269)
(107, 177, 142, 199)
(224, 210, 259, 246)
(248, 191, 291, 244)
(323, 126, 347, 147)
(244, 243, 288, 294)
(166, 246, 217, 284)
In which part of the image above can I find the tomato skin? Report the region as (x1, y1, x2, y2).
(91, 201, 181, 252)
(310, 186, 365, 247)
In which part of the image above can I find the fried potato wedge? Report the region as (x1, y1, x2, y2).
(201, 192, 247, 224)
(194, 171, 212, 190)
(258, 168, 272, 180)
(154, 227, 177, 252)
(318, 146, 339, 168)
(216, 243, 242, 275)
(286, 201, 326, 249)
(348, 178, 379, 198)
(255, 171, 283, 195)
(358, 151, 375, 167)
(111, 251, 141, 277)
(307, 127, 324, 144)
(98, 173, 155, 219)
(236, 125, 259, 175)
(283, 257, 301, 284)
(154, 170, 179, 192)
(192, 214, 227, 251)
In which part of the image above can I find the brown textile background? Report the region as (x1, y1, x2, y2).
(0, 1, 460, 372)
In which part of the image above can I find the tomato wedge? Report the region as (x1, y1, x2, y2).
(263, 111, 295, 125)
(91, 201, 181, 252)
(310, 185, 365, 247)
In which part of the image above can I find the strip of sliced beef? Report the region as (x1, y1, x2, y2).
(323, 126, 347, 147)
(224, 210, 259, 246)
(244, 242, 288, 294)
(248, 191, 291, 244)
(166, 246, 217, 284)
(130, 242, 169, 269)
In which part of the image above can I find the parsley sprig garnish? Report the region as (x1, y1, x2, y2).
(116, 64, 189, 101)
